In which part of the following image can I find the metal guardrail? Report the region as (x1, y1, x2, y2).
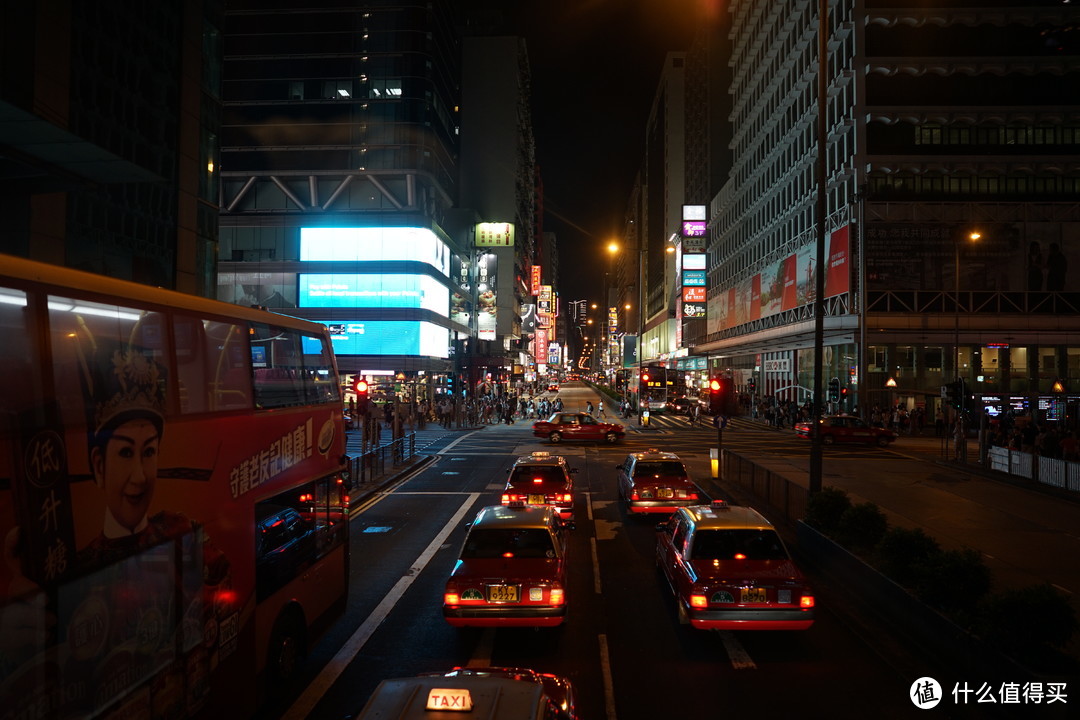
(988, 446, 1080, 493)
(345, 432, 417, 489)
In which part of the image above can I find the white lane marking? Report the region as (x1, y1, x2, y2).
(598, 634, 618, 720)
(1053, 583, 1073, 595)
(284, 493, 480, 720)
(438, 431, 482, 454)
(467, 628, 496, 667)
(586, 491, 594, 521)
(717, 630, 757, 670)
(591, 537, 602, 595)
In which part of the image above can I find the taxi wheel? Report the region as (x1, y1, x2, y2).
(604, 432, 618, 444)
(822, 434, 835, 446)
(549, 432, 562, 444)
(876, 436, 891, 447)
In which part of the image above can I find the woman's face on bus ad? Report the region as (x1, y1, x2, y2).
(91, 418, 161, 532)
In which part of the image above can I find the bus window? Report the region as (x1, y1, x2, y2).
(204, 320, 252, 411)
(302, 332, 340, 405)
(251, 324, 307, 409)
(173, 313, 208, 414)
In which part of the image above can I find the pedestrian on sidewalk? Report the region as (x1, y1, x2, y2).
(586, 400, 594, 415)
(597, 401, 606, 418)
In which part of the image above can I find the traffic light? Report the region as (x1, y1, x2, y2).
(352, 376, 370, 415)
(828, 377, 840, 402)
(640, 371, 651, 395)
(747, 376, 756, 394)
(709, 376, 734, 416)
(447, 374, 456, 396)
(942, 380, 960, 408)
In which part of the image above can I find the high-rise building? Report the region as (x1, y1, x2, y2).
(217, 0, 469, 391)
(701, 0, 1080, 418)
(0, 0, 222, 294)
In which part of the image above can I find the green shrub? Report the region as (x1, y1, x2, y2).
(836, 502, 888, 551)
(876, 526, 941, 589)
(977, 583, 1078, 660)
(914, 547, 992, 618)
(804, 486, 851, 537)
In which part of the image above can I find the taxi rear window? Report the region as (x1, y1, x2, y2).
(690, 529, 787, 561)
(633, 461, 686, 477)
(462, 529, 556, 559)
(509, 466, 567, 486)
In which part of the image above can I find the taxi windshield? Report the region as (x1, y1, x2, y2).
(633, 461, 686, 477)
(690, 529, 787, 561)
(462, 528, 556, 559)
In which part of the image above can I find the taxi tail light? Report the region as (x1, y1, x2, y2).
(444, 592, 461, 605)
(689, 593, 708, 609)
(501, 493, 518, 505)
(630, 490, 640, 501)
(559, 493, 573, 503)
(800, 594, 815, 609)
(687, 490, 699, 500)
(549, 586, 565, 606)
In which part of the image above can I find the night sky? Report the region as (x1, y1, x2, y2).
(464, 0, 716, 302)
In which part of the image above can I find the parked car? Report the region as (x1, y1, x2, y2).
(793, 415, 898, 447)
(656, 500, 815, 630)
(615, 449, 701, 515)
(532, 412, 625, 444)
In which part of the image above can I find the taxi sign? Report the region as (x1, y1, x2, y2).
(426, 688, 473, 712)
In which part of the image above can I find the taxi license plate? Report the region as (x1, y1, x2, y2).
(528, 494, 545, 505)
(658, 488, 674, 499)
(740, 587, 767, 603)
(487, 585, 520, 603)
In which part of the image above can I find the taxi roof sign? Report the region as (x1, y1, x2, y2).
(426, 688, 473, 712)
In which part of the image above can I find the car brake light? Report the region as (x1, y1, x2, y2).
(690, 593, 708, 608)
(687, 491, 699, 500)
(800, 595, 815, 609)
(501, 493, 519, 504)
(549, 587, 565, 605)
(734, 553, 746, 560)
(630, 490, 640, 501)
(560, 493, 572, 503)
(444, 592, 460, 605)
(533, 477, 544, 484)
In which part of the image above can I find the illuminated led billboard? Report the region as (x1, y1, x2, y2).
(300, 226, 450, 274)
(305, 320, 450, 358)
(299, 274, 448, 315)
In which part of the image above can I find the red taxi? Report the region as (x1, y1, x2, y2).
(502, 451, 576, 521)
(794, 415, 898, 447)
(532, 412, 625, 444)
(616, 449, 700, 515)
(656, 500, 815, 631)
(443, 503, 571, 628)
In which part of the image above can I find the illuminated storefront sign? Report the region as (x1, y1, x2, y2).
(681, 220, 707, 238)
(477, 252, 497, 340)
(311, 320, 449, 358)
(682, 270, 706, 286)
(682, 205, 706, 221)
(683, 286, 706, 302)
(299, 274, 448, 314)
(300, 226, 450, 274)
(475, 222, 515, 246)
(682, 253, 706, 270)
(531, 265, 542, 295)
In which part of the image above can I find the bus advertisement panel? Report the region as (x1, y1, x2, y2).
(0, 256, 349, 720)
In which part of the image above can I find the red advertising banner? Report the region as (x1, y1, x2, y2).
(780, 255, 798, 310)
(683, 286, 706, 302)
(826, 225, 850, 297)
(530, 265, 542, 296)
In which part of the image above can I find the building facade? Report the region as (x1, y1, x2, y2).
(217, 0, 469, 404)
(0, 0, 222, 294)
(698, 0, 1080, 425)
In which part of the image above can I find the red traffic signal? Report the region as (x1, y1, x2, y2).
(709, 376, 733, 416)
(352, 377, 369, 395)
(352, 376, 370, 415)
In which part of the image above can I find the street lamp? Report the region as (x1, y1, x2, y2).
(953, 230, 980, 462)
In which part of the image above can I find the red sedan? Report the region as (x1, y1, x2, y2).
(532, 412, 625, 444)
(656, 501, 815, 631)
(793, 415, 898, 447)
(443, 504, 570, 628)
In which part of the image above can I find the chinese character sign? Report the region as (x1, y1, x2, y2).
(475, 222, 515, 247)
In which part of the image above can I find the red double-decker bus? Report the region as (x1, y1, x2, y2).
(0, 255, 350, 719)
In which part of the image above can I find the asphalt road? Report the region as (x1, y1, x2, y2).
(258, 383, 1077, 719)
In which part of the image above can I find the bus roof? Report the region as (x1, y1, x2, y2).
(0, 252, 326, 334)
